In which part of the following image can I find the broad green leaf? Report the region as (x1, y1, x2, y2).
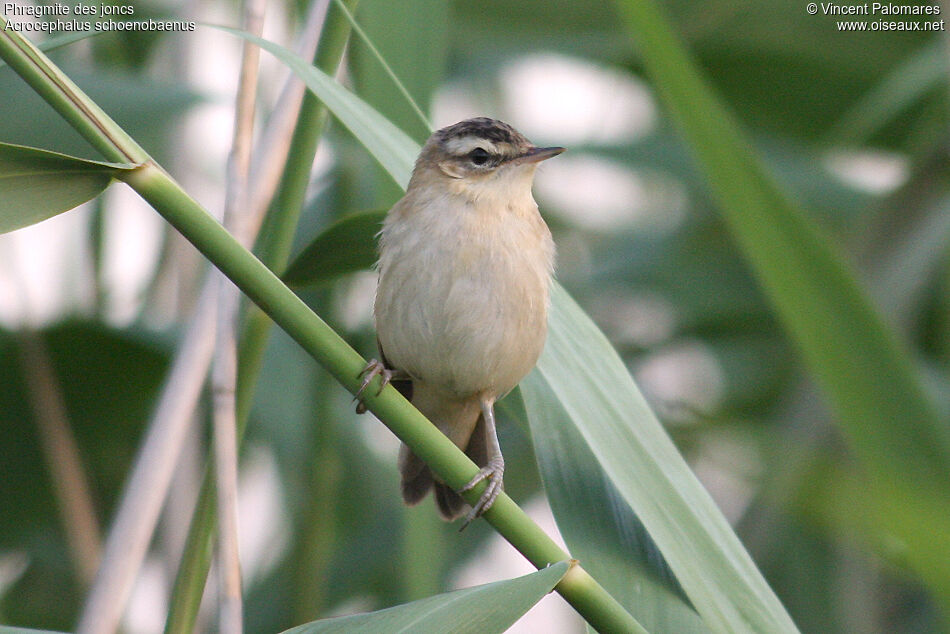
(614, 0, 950, 604)
(0, 627, 65, 634)
(349, 0, 447, 143)
(523, 372, 708, 633)
(211, 25, 418, 189)
(283, 210, 385, 287)
(280, 561, 570, 634)
(0, 142, 137, 234)
(525, 285, 798, 633)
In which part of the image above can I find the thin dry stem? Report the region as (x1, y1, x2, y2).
(212, 281, 243, 634)
(247, 0, 329, 231)
(77, 283, 217, 634)
(212, 0, 268, 629)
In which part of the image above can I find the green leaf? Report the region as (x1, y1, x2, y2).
(523, 372, 709, 633)
(210, 25, 419, 189)
(614, 0, 950, 605)
(0, 627, 66, 634)
(0, 142, 137, 234)
(280, 561, 571, 634)
(348, 0, 447, 143)
(283, 210, 385, 287)
(524, 285, 798, 634)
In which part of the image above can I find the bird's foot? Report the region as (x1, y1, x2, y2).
(458, 459, 505, 529)
(355, 359, 394, 414)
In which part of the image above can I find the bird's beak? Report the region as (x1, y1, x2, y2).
(515, 146, 566, 164)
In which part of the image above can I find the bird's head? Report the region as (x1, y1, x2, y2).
(409, 118, 564, 203)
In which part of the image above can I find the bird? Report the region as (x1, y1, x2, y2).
(358, 117, 563, 524)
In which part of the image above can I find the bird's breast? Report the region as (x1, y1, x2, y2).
(375, 195, 554, 399)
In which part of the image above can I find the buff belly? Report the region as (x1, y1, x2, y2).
(375, 207, 552, 400)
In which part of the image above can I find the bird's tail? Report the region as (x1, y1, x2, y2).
(398, 388, 483, 520)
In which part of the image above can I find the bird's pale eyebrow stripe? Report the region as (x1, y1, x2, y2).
(443, 135, 497, 156)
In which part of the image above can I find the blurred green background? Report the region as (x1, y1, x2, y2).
(1, 0, 948, 631)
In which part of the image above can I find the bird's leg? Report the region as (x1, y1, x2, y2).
(355, 359, 406, 413)
(459, 395, 504, 526)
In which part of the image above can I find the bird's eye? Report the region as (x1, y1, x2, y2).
(469, 148, 490, 166)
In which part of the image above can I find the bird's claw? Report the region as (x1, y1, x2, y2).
(355, 359, 393, 413)
(458, 461, 505, 529)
